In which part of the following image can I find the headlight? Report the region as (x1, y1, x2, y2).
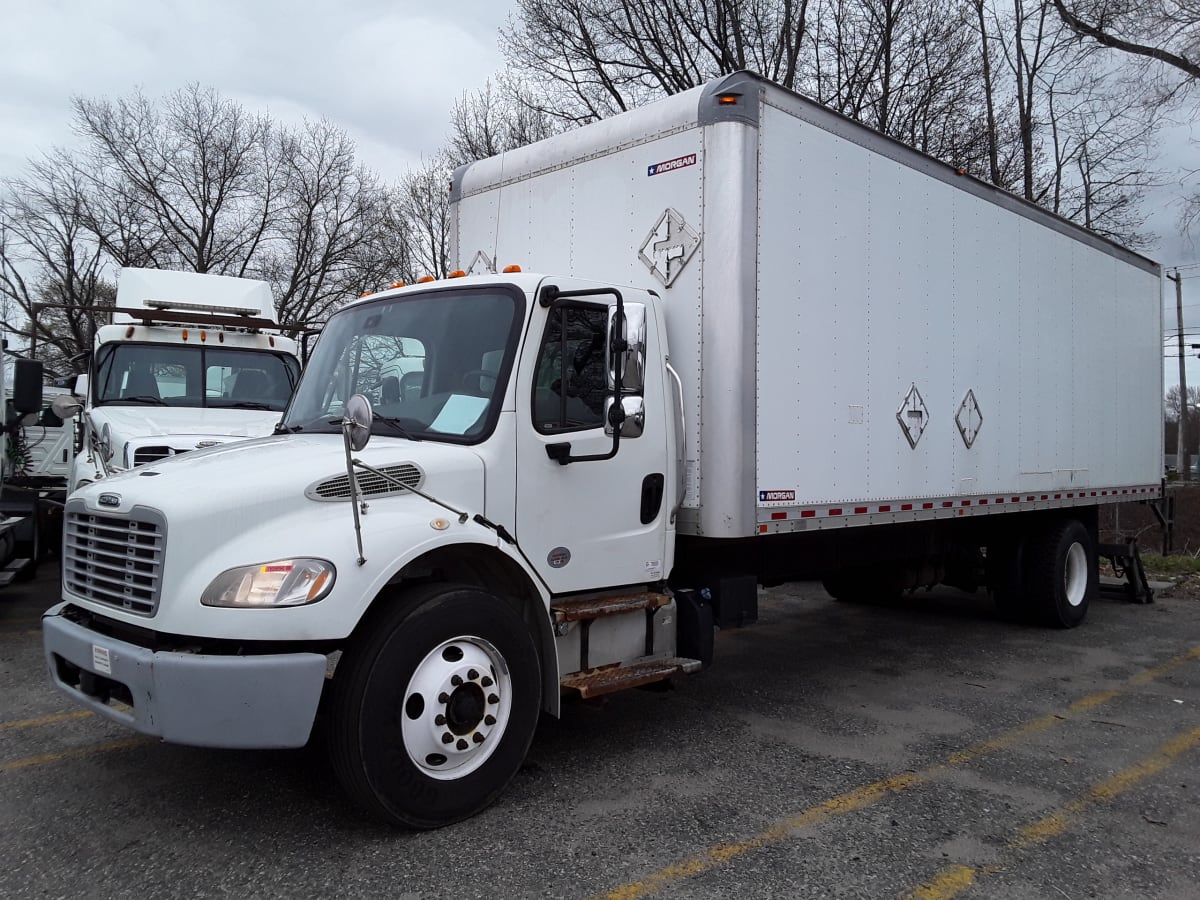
(201, 558, 335, 608)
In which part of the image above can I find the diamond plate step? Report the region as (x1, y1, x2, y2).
(560, 657, 702, 699)
(550, 591, 671, 624)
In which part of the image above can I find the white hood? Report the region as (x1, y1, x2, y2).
(89, 405, 283, 467)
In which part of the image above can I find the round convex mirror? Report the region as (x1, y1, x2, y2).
(343, 393, 373, 451)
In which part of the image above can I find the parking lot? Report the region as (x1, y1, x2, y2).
(3, 565, 1198, 899)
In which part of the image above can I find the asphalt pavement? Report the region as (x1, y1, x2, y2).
(2, 563, 1198, 899)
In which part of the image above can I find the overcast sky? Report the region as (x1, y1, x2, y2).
(2, 0, 1197, 381)
(0, 0, 515, 183)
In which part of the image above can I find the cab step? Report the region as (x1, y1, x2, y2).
(550, 590, 671, 624)
(0, 558, 33, 589)
(560, 657, 702, 699)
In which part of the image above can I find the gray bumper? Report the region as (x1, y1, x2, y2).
(42, 603, 327, 749)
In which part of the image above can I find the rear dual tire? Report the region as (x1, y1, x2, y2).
(991, 517, 1096, 628)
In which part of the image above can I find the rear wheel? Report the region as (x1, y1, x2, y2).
(1026, 519, 1095, 628)
(327, 584, 541, 828)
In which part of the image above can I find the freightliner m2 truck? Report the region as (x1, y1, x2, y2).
(50, 267, 303, 492)
(42, 73, 1162, 828)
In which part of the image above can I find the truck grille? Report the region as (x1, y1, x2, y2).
(63, 505, 166, 616)
(306, 463, 424, 501)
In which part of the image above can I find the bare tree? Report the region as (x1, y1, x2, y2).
(1052, 0, 1200, 80)
(0, 151, 111, 373)
(395, 155, 454, 281)
(447, 77, 560, 167)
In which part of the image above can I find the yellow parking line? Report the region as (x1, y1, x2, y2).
(598, 645, 1200, 900)
(904, 725, 1200, 899)
(0, 710, 92, 731)
(0, 737, 154, 773)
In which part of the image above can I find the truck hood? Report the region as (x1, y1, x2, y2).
(72, 433, 487, 524)
(89, 406, 283, 468)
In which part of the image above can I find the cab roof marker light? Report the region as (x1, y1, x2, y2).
(502, 264, 522, 273)
(390, 281, 406, 289)
(124, 326, 135, 338)
(200, 331, 207, 342)
(417, 275, 436, 283)
(181, 329, 189, 341)
(448, 270, 467, 278)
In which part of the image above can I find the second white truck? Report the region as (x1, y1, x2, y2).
(51, 267, 303, 491)
(42, 73, 1162, 828)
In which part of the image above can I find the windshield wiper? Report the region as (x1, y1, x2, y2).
(222, 401, 275, 410)
(111, 395, 167, 406)
(373, 415, 423, 441)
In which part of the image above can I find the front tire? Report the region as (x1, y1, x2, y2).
(327, 584, 541, 829)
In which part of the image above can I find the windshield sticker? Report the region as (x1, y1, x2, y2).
(429, 394, 489, 434)
(647, 153, 697, 177)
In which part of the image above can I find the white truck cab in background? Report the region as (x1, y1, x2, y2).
(41, 73, 1163, 829)
(56, 268, 302, 492)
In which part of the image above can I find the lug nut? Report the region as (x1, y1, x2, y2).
(472, 733, 484, 744)
(451, 674, 463, 686)
(481, 676, 494, 687)
(438, 692, 449, 703)
(441, 733, 453, 744)
(456, 739, 468, 750)
(484, 715, 496, 726)
(468, 669, 479, 680)
(487, 693, 499, 704)
(435, 715, 446, 726)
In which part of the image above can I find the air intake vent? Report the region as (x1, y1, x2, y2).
(133, 446, 186, 466)
(306, 463, 424, 501)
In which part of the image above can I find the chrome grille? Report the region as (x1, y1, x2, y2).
(63, 505, 166, 616)
(306, 463, 424, 501)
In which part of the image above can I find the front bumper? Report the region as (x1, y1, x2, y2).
(42, 603, 327, 749)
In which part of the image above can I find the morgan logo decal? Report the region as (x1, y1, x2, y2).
(759, 490, 796, 502)
(647, 153, 697, 177)
(98, 493, 121, 508)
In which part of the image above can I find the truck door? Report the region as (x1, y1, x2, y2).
(514, 292, 671, 594)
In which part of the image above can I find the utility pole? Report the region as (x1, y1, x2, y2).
(1172, 269, 1188, 481)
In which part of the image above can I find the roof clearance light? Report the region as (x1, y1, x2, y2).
(125, 326, 135, 338)
(269, 336, 276, 347)
(503, 265, 522, 273)
(718, 93, 740, 105)
(200, 331, 207, 342)
(360, 292, 373, 298)
(182, 329, 189, 341)
(390, 281, 406, 289)
(417, 275, 436, 283)
(219, 333, 225, 343)
(448, 270, 467, 278)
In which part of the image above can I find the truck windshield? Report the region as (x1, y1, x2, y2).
(281, 286, 522, 443)
(93, 344, 301, 411)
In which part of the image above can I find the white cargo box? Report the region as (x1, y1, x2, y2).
(452, 72, 1162, 539)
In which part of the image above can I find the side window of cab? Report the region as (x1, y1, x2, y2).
(532, 304, 608, 433)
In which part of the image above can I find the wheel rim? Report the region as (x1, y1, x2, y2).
(401, 636, 513, 781)
(1063, 541, 1088, 607)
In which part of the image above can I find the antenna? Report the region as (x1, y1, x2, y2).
(491, 150, 506, 272)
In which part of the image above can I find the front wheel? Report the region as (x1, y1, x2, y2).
(327, 584, 542, 828)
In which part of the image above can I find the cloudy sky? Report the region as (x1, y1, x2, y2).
(0, 0, 515, 183)
(2, 0, 1197, 381)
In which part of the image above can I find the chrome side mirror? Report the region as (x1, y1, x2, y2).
(605, 395, 645, 438)
(342, 393, 373, 452)
(51, 395, 85, 420)
(608, 302, 647, 393)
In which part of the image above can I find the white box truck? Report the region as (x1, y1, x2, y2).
(46, 267, 304, 492)
(42, 73, 1162, 828)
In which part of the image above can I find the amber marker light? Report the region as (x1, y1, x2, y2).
(390, 281, 406, 289)
(448, 270, 467, 278)
(502, 264, 522, 273)
(718, 93, 740, 105)
(417, 275, 436, 283)
(200, 331, 207, 342)
(181, 329, 189, 341)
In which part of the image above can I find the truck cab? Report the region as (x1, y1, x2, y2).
(60, 268, 302, 492)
